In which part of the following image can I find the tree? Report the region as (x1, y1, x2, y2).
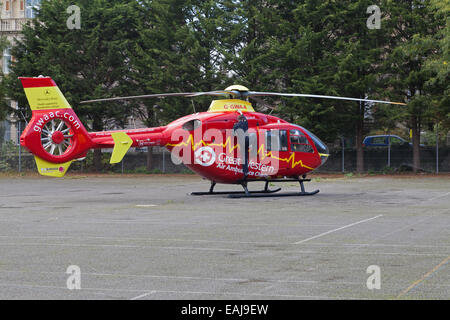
(129, 0, 234, 170)
(3, 0, 141, 171)
(229, 0, 343, 135)
(424, 0, 450, 134)
(236, 0, 444, 173)
(324, 0, 396, 173)
(381, 0, 443, 172)
(234, 0, 393, 173)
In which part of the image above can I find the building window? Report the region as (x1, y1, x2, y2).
(3, 48, 11, 75)
(26, 0, 41, 18)
(6, 1, 10, 11)
(1, 120, 11, 143)
(21, 0, 25, 11)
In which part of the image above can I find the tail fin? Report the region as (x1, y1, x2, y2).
(19, 76, 94, 177)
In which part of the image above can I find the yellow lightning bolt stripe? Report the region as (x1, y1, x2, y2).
(165, 134, 239, 153)
(166, 134, 314, 170)
(257, 144, 314, 170)
(210, 136, 240, 153)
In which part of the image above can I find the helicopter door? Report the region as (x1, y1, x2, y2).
(236, 129, 257, 176)
(248, 130, 257, 161)
(264, 129, 289, 174)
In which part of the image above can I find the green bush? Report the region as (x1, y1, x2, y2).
(0, 141, 18, 172)
(0, 159, 12, 172)
(381, 166, 396, 174)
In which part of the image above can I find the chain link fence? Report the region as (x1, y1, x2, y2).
(318, 145, 450, 173)
(1, 143, 449, 174)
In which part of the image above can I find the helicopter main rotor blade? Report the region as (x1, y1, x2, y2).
(244, 92, 407, 106)
(80, 88, 406, 106)
(80, 91, 237, 104)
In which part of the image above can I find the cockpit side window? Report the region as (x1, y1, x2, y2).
(290, 129, 313, 153)
(266, 130, 288, 151)
(248, 132, 257, 159)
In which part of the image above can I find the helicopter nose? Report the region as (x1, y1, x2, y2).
(301, 128, 329, 166)
(319, 150, 329, 166)
(315, 138, 329, 166)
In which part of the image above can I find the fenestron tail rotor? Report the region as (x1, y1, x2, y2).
(40, 118, 74, 156)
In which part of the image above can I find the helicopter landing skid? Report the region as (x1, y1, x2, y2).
(228, 177, 319, 198)
(190, 178, 319, 198)
(190, 181, 281, 196)
(190, 188, 282, 196)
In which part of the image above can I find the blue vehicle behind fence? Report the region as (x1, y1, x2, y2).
(362, 135, 411, 147)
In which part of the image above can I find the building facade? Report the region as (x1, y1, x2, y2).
(1, 0, 40, 144)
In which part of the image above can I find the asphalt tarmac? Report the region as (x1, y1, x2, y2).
(0, 174, 448, 299)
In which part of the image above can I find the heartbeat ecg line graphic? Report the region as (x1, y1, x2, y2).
(166, 134, 313, 170)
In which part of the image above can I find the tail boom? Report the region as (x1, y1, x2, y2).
(19, 76, 167, 176)
(89, 127, 166, 148)
(88, 127, 167, 164)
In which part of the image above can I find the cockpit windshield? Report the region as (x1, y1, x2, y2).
(294, 126, 330, 165)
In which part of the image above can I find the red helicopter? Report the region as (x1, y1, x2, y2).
(18, 77, 405, 197)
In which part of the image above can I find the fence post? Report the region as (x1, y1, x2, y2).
(387, 133, 391, 168)
(18, 120, 22, 173)
(436, 123, 439, 174)
(341, 136, 345, 173)
(162, 148, 166, 173)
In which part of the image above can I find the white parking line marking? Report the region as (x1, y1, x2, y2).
(0, 235, 449, 249)
(0, 242, 243, 252)
(0, 220, 345, 227)
(130, 291, 156, 300)
(301, 242, 450, 249)
(0, 283, 363, 300)
(293, 215, 383, 245)
(0, 270, 357, 285)
(0, 235, 287, 245)
(428, 192, 450, 202)
(0, 242, 444, 256)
